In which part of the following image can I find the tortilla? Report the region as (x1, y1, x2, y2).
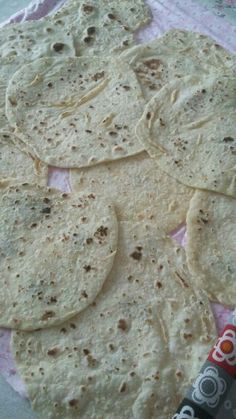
(136, 74, 236, 197)
(6, 56, 145, 168)
(0, 57, 22, 130)
(0, 19, 76, 61)
(50, 0, 151, 55)
(70, 151, 194, 231)
(0, 131, 47, 186)
(0, 83, 8, 129)
(186, 190, 236, 307)
(0, 183, 117, 330)
(158, 29, 236, 70)
(11, 221, 216, 419)
(0, 19, 77, 130)
(0, 0, 150, 130)
(120, 29, 236, 100)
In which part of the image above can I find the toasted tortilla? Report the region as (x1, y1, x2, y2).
(0, 81, 8, 129)
(186, 190, 236, 307)
(0, 20, 76, 130)
(0, 183, 117, 330)
(70, 151, 194, 231)
(136, 74, 236, 197)
(0, 0, 150, 130)
(50, 0, 151, 55)
(6, 56, 146, 168)
(120, 29, 236, 100)
(11, 221, 216, 418)
(0, 131, 47, 185)
(0, 19, 76, 61)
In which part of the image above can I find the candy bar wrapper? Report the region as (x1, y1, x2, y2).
(173, 310, 236, 419)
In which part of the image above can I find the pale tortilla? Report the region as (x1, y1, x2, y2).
(0, 131, 47, 186)
(0, 18, 77, 61)
(186, 190, 236, 307)
(136, 74, 236, 197)
(70, 151, 194, 231)
(0, 20, 77, 130)
(120, 29, 236, 100)
(0, 0, 150, 130)
(0, 81, 9, 129)
(6, 56, 145, 168)
(11, 221, 216, 419)
(0, 183, 117, 330)
(50, 0, 151, 55)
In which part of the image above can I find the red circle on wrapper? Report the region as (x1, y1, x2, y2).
(220, 339, 234, 355)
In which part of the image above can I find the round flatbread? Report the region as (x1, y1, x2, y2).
(0, 183, 117, 330)
(136, 74, 236, 197)
(120, 29, 236, 100)
(50, 0, 150, 55)
(6, 56, 145, 168)
(0, 82, 8, 129)
(0, 19, 76, 61)
(0, 0, 150, 133)
(0, 0, 150, 129)
(70, 152, 194, 231)
(0, 20, 76, 130)
(0, 131, 47, 186)
(11, 221, 216, 419)
(186, 190, 236, 307)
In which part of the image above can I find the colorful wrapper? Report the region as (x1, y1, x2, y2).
(173, 310, 236, 418)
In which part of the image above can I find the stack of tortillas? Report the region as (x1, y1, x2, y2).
(0, 0, 235, 417)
